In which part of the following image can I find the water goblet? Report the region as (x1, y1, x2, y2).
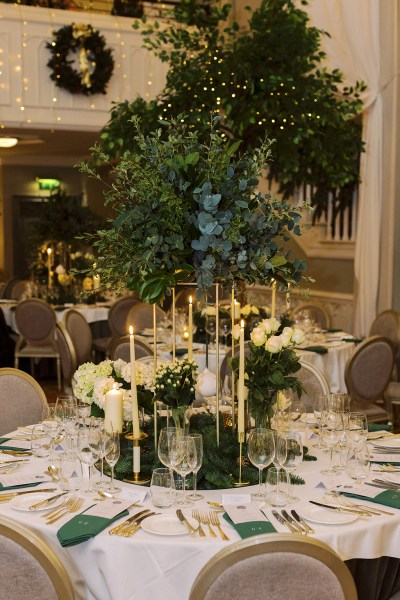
(282, 431, 303, 502)
(77, 427, 97, 492)
(41, 405, 61, 460)
(30, 424, 50, 459)
(150, 468, 176, 508)
(320, 411, 343, 475)
(247, 428, 275, 500)
(347, 413, 368, 447)
(187, 433, 204, 501)
(169, 435, 197, 506)
(346, 445, 370, 485)
(265, 466, 290, 507)
(104, 430, 121, 495)
(58, 452, 83, 491)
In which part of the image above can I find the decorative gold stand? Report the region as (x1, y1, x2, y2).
(123, 431, 151, 485)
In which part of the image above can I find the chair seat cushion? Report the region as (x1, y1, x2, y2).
(16, 343, 59, 357)
(351, 400, 389, 422)
(93, 337, 111, 352)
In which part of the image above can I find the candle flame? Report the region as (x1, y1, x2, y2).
(129, 325, 134, 336)
(189, 295, 192, 305)
(112, 383, 118, 390)
(240, 319, 245, 328)
(47, 248, 52, 255)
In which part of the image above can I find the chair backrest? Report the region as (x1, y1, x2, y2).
(10, 279, 30, 300)
(292, 303, 331, 329)
(110, 336, 154, 362)
(293, 358, 331, 411)
(175, 288, 199, 311)
(0, 516, 75, 600)
(15, 299, 56, 342)
(0, 368, 48, 436)
(345, 335, 394, 404)
(63, 309, 92, 366)
(108, 294, 141, 337)
(369, 310, 400, 378)
(219, 342, 251, 384)
(55, 323, 77, 394)
(2, 277, 21, 299)
(127, 302, 166, 333)
(189, 533, 357, 600)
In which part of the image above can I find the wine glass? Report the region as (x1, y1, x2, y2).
(290, 401, 307, 426)
(41, 405, 61, 460)
(348, 412, 368, 447)
(77, 426, 97, 492)
(104, 430, 121, 495)
(320, 411, 343, 475)
(205, 315, 216, 348)
(169, 435, 197, 505)
(187, 433, 204, 501)
(63, 405, 79, 452)
(218, 317, 231, 348)
(89, 419, 107, 489)
(247, 428, 275, 500)
(313, 394, 328, 449)
(272, 431, 287, 474)
(282, 431, 303, 502)
(346, 444, 370, 485)
(158, 427, 180, 470)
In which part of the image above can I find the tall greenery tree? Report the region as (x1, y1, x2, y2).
(99, 0, 365, 222)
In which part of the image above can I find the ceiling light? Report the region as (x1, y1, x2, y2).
(0, 137, 18, 148)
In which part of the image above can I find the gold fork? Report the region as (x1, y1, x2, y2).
(200, 512, 216, 537)
(46, 497, 84, 524)
(209, 511, 230, 541)
(192, 509, 206, 537)
(41, 496, 76, 519)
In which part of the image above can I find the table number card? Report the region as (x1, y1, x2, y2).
(224, 505, 269, 524)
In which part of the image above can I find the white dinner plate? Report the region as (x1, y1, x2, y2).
(9, 492, 65, 512)
(141, 514, 197, 536)
(298, 505, 358, 525)
(372, 438, 400, 449)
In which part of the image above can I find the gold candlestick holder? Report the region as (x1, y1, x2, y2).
(123, 430, 151, 485)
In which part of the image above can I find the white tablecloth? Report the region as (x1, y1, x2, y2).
(1, 428, 399, 600)
(297, 340, 355, 393)
(1, 303, 109, 333)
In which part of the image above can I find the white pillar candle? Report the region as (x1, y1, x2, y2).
(104, 383, 123, 433)
(188, 295, 193, 360)
(153, 304, 158, 449)
(238, 319, 245, 436)
(234, 300, 241, 320)
(47, 248, 52, 288)
(172, 287, 176, 361)
(129, 326, 140, 440)
(286, 283, 291, 313)
(231, 288, 236, 428)
(271, 279, 276, 318)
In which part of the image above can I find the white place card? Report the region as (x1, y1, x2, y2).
(83, 499, 141, 519)
(370, 453, 400, 463)
(221, 494, 251, 506)
(118, 489, 148, 503)
(0, 473, 49, 487)
(224, 505, 269, 525)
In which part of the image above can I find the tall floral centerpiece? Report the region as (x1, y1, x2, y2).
(154, 359, 198, 429)
(233, 318, 305, 428)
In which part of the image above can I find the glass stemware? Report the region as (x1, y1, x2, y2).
(169, 435, 197, 505)
(348, 412, 368, 447)
(187, 433, 204, 501)
(88, 419, 107, 489)
(320, 411, 343, 475)
(104, 430, 121, 495)
(77, 427, 97, 492)
(158, 427, 180, 470)
(272, 431, 287, 474)
(313, 394, 328, 449)
(346, 444, 370, 485)
(282, 431, 303, 502)
(247, 428, 275, 500)
(218, 317, 231, 348)
(205, 315, 216, 348)
(41, 405, 61, 460)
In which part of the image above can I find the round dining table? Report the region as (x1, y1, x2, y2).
(1, 423, 400, 600)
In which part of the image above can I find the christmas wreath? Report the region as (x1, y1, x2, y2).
(46, 23, 114, 96)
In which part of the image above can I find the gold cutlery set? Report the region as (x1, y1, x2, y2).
(43, 496, 84, 524)
(0, 488, 57, 502)
(271, 510, 314, 535)
(191, 509, 229, 540)
(108, 509, 158, 537)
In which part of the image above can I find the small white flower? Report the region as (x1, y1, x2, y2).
(232, 323, 242, 340)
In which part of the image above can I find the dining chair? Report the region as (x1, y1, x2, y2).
(345, 335, 394, 423)
(127, 302, 166, 333)
(175, 288, 199, 311)
(0, 367, 48, 436)
(109, 335, 154, 362)
(292, 302, 331, 329)
(93, 294, 140, 357)
(14, 298, 61, 390)
(0, 516, 75, 600)
(55, 323, 77, 395)
(293, 358, 330, 411)
(189, 533, 357, 600)
(63, 308, 93, 365)
(9, 279, 30, 300)
(219, 342, 251, 384)
(369, 309, 400, 380)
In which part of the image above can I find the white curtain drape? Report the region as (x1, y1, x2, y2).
(301, 0, 383, 336)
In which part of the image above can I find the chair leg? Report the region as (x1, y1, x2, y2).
(56, 357, 62, 391)
(14, 356, 19, 369)
(30, 358, 35, 377)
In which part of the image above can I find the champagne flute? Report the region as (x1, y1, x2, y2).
(169, 435, 197, 505)
(104, 430, 121, 495)
(77, 426, 97, 492)
(218, 317, 231, 349)
(313, 394, 328, 449)
(272, 431, 287, 474)
(187, 433, 204, 501)
(320, 411, 343, 475)
(282, 431, 303, 502)
(247, 428, 275, 500)
(158, 427, 180, 470)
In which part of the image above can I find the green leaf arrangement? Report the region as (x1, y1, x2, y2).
(78, 115, 307, 303)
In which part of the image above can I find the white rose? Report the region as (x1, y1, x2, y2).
(270, 317, 281, 332)
(280, 332, 292, 348)
(265, 336, 282, 354)
(260, 318, 273, 334)
(240, 304, 251, 317)
(232, 323, 242, 340)
(251, 305, 260, 315)
(250, 325, 267, 346)
(292, 328, 305, 345)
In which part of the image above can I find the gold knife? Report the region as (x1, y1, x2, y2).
(29, 491, 69, 510)
(0, 488, 57, 501)
(176, 509, 196, 534)
(109, 509, 151, 536)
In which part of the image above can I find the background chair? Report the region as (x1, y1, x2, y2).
(345, 335, 394, 423)
(189, 533, 357, 600)
(0, 516, 75, 600)
(127, 302, 166, 333)
(14, 298, 61, 390)
(175, 288, 199, 311)
(369, 309, 400, 380)
(293, 358, 330, 411)
(63, 309, 93, 366)
(9, 279, 30, 300)
(292, 302, 331, 330)
(93, 294, 140, 357)
(55, 323, 77, 395)
(0, 368, 48, 436)
(109, 336, 154, 362)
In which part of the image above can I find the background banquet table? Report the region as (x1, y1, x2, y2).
(1, 426, 400, 600)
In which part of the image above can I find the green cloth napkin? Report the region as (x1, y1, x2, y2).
(223, 514, 277, 539)
(0, 482, 41, 491)
(57, 508, 129, 547)
(0, 439, 30, 452)
(324, 328, 343, 333)
(342, 337, 364, 343)
(343, 490, 400, 509)
(368, 423, 391, 432)
(175, 348, 188, 357)
(300, 346, 328, 355)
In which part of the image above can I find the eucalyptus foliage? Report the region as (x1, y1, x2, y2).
(99, 0, 365, 221)
(78, 116, 307, 303)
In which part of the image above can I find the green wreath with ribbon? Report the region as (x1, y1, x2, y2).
(46, 23, 114, 96)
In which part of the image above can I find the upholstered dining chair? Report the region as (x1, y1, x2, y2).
(63, 309, 93, 366)
(0, 516, 75, 600)
(109, 336, 154, 362)
(93, 294, 140, 357)
(175, 288, 199, 311)
(0, 368, 48, 436)
(55, 323, 77, 395)
(14, 298, 61, 390)
(369, 309, 400, 379)
(9, 279, 30, 300)
(292, 358, 330, 411)
(292, 302, 331, 329)
(189, 533, 357, 600)
(127, 302, 166, 333)
(345, 335, 394, 423)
